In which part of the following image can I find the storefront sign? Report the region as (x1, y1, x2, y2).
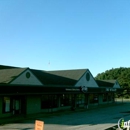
(65, 88, 80, 91)
(106, 88, 117, 92)
(35, 120, 44, 130)
(81, 86, 88, 93)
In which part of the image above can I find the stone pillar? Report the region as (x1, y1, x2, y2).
(71, 94, 76, 111)
(74, 94, 76, 108)
(107, 93, 109, 104)
(57, 95, 61, 108)
(84, 94, 89, 109)
(113, 93, 115, 102)
(87, 94, 90, 106)
(98, 94, 103, 104)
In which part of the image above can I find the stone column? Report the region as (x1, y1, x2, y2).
(113, 93, 115, 102)
(57, 95, 61, 108)
(71, 94, 76, 111)
(84, 94, 89, 109)
(98, 94, 103, 104)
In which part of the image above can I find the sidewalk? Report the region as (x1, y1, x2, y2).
(0, 102, 129, 130)
(0, 102, 124, 125)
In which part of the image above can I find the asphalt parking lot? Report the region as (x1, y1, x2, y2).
(1, 100, 130, 130)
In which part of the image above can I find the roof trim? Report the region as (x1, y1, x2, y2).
(74, 69, 88, 86)
(0, 65, 19, 69)
(88, 69, 99, 87)
(9, 68, 29, 84)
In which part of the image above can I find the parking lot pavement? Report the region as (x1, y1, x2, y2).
(1, 102, 130, 130)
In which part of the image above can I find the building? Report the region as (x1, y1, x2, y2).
(0, 65, 122, 119)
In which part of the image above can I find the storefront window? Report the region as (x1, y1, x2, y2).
(89, 94, 98, 104)
(112, 93, 115, 101)
(3, 97, 11, 113)
(76, 94, 85, 105)
(108, 93, 112, 101)
(41, 95, 58, 109)
(60, 94, 71, 107)
(94, 94, 98, 103)
(103, 93, 108, 102)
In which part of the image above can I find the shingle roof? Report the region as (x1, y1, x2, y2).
(102, 80, 116, 84)
(0, 65, 18, 69)
(0, 66, 87, 86)
(48, 69, 87, 80)
(0, 68, 27, 84)
(96, 80, 115, 87)
(31, 69, 87, 86)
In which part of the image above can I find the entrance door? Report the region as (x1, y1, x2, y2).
(13, 98, 21, 115)
(12, 96, 27, 115)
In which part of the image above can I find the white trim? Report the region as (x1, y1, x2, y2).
(10, 69, 43, 85)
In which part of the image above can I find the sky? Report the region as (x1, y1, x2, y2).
(0, 0, 130, 77)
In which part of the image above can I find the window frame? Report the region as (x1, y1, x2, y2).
(3, 96, 11, 113)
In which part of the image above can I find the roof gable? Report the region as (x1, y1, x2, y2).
(113, 81, 121, 88)
(0, 68, 27, 84)
(10, 69, 43, 85)
(75, 69, 99, 87)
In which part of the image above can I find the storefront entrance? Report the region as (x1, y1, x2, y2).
(12, 96, 26, 115)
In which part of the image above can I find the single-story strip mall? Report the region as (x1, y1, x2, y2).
(0, 65, 122, 119)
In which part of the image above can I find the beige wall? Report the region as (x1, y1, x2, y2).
(11, 70, 43, 85)
(75, 70, 98, 87)
(26, 95, 41, 114)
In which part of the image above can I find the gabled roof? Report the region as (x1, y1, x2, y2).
(0, 65, 18, 69)
(31, 69, 87, 86)
(96, 80, 115, 87)
(0, 68, 28, 84)
(102, 80, 117, 84)
(48, 69, 88, 80)
(0, 66, 87, 86)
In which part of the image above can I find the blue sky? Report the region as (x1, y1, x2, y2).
(0, 0, 130, 76)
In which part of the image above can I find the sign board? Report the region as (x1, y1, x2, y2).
(65, 88, 79, 91)
(35, 120, 44, 130)
(81, 86, 88, 93)
(106, 88, 117, 92)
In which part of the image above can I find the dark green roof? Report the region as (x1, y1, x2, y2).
(0, 68, 27, 84)
(0, 65, 18, 69)
(47, 69, 87, 80)
(101, 80, 116, 84)
(96, 80, 115, 87)
(0, 67, 87, 86)
(31, 69, 87, 86)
